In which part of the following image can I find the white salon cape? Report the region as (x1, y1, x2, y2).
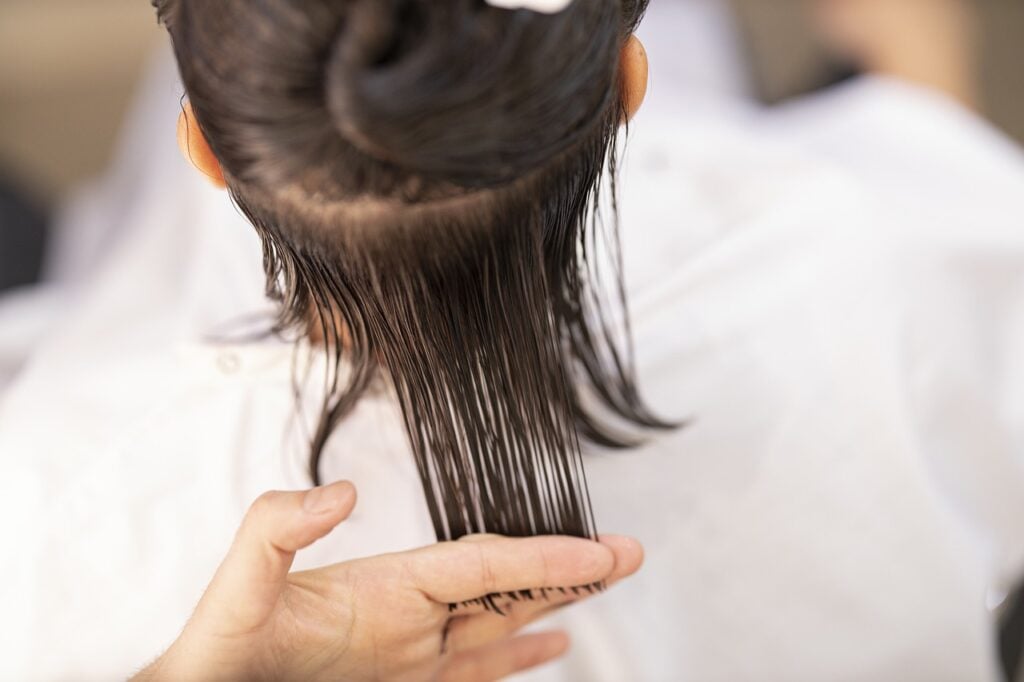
(1, 2, 1023, 679)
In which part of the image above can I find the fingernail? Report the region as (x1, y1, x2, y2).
(303, 485, 340, 514)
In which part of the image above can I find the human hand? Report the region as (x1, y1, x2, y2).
(135, 481, 643, 681)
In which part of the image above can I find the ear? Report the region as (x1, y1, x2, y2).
(620, 35, 648, 122)
(177, 100, 227, 189)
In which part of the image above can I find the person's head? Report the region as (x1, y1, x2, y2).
(155, 0, 670, 541)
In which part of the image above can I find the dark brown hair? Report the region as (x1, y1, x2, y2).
(154, 0, 671, 546)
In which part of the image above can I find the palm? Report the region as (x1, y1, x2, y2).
(268, 561, 447, 681)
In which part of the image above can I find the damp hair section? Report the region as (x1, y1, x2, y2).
(154, 0, 675, 549)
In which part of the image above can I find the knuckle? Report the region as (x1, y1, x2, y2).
(397, 553, 444, 613)
(476, 544, 497, 594)
(538, 544, 552, 588)
(399, 554, 421, 589)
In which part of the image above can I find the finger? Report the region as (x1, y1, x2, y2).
(408, 535, 616, 605)
(445, 534, 644, 616)
(445, 534, 644, 650)
(446, 590, 583, 652)
(595, 534, 645, 580)
(201, 481, 357, 631)
(440, 631, 570, 682)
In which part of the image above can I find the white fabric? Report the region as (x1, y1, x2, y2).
(0, 286, 65, 391)
(2, 6, 1024, 681)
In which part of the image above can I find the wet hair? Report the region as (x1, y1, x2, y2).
(154, 0, 672, 547)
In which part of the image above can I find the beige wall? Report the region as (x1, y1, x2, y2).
(978, 1, 1024, 145)
(0, 0, 160, 201)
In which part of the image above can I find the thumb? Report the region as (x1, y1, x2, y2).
(198, 481, 357, 633)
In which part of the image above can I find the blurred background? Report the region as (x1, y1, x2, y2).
(0, 0, 158, 290)
(0, 0, 158, 203)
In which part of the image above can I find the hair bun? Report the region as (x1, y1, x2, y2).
(325, 0, 622, 188)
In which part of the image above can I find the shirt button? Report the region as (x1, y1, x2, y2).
(216, 351, 241, 375)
